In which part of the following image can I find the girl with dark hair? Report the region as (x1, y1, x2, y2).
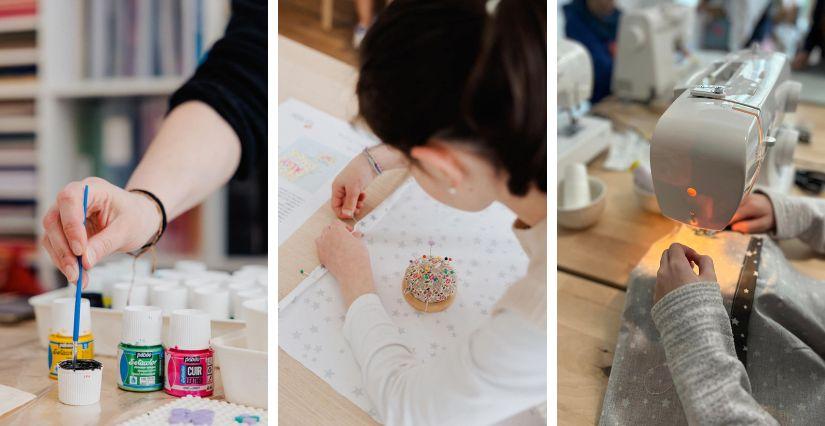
(314, 0, 547, 423)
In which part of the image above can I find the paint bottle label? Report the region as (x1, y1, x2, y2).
(48, 333, 94, 379)
(117, 343, 164, 391)
(164, 348, 214, 397)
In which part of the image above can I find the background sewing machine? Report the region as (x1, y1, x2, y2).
(557, 38, 611, 182)
(651, 47, 802, 231)
(612, 3, 701, 103)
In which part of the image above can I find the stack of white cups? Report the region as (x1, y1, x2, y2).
(562, 163, 591, 210)
(95, 262, 268, 324)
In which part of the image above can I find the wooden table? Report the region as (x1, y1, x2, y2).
(0, 319, 226, 425)
(278, 35, 413, 425)
(557, 272, 624, 426)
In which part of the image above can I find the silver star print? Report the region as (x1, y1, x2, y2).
(353, 387, 364, 397)
(324, 369, 335, 379)
(310, 325, 319, 333)
(292, 331, 302, 339)
(312, 302, 320, 310)
(314, 345, 322, 353)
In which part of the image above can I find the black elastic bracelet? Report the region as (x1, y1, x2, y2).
(129, 189, 167, 250)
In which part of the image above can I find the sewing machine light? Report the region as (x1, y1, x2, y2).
(686, 187, 697, 197)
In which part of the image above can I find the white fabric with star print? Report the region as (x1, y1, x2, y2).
(279, 179, 532, 422)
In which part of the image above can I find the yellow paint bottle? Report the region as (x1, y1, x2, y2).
(48, 297, 94, 379)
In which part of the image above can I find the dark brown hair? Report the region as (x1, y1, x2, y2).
(356, 0, 547, 196)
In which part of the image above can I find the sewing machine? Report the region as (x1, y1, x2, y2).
(651, 47, 802, 231)
(558, 38, 611, 182)
(613, 3, 700, 103)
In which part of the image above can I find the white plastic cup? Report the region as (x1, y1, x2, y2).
(174, 260, 207, 273)
(563, 163, 591, 209)
(226, 281, 255, 318)
(57, 360, 103, 406)
(242, 298, 267, 352)
(153, 268, 186, 283)
(191, 287, 230, 320)
(233, 265, 266, 278)
(183, 278, 222, 306)
(135, 276, 177, 288)
(110, 283, 148, 311)
(149, 285, 188, 315)
(233, 289, 265, 320)
(51, 298, 91, 336)
(195, 270, 231, 283)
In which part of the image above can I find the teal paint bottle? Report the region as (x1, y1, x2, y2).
(117, 306, 164, 391)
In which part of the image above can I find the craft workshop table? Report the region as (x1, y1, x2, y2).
(278, 35, 413, 425)
(0, 319, 227, 424)
(557, 98, 825, 423)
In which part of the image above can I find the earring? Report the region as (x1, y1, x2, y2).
(448, 186, 457, 195)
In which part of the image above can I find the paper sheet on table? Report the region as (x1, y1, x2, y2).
(0, 384, 35, 416)
(603, 129, 650, 171)
(278, 179, 537, 424)
(278, 99, 378, 245)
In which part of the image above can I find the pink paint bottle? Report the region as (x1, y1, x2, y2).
(164, 309, 214, 397)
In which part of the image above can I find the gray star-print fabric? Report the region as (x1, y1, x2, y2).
(600, 190, 825, 425)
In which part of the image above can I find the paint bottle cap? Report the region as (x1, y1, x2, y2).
(52, 297, 91, 336)
(153, 268, 186, 283)
(233, 264, 266, 278)
(232, 289, 265, 320)
(168, 309, 211, 350)
(174, 260, 207, 273)
(122, 306, 162, 346)
(111, 283, 149, 311)
(194, 270, 231, 283)
(135, 276, 177, 287)
(149, 285, 188, 315)
(57, 359, 103, 406)
(191, 287, 230, 320)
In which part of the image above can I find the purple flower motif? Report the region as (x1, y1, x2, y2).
(169, 408, 215, 425)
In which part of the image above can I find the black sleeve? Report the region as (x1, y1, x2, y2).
(804, 0, 825, 53)
(168, 0, 267, 179)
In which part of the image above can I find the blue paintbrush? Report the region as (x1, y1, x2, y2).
(72, 185, 89, 366)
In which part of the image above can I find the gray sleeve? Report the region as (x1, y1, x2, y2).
(758, 188, 825, 253)
(651, 282, 777, 425)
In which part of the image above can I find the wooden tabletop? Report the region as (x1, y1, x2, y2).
(0, 319, 226, 425)
(557, 271, 624, 426)
(278, 35, 412, 425)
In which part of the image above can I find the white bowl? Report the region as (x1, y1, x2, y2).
(212, 330, 267, 408)
(558, 176, 607, 230)
(242, 298, 267, 352)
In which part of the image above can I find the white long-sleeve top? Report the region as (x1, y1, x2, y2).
(343, 220, 547, 425)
